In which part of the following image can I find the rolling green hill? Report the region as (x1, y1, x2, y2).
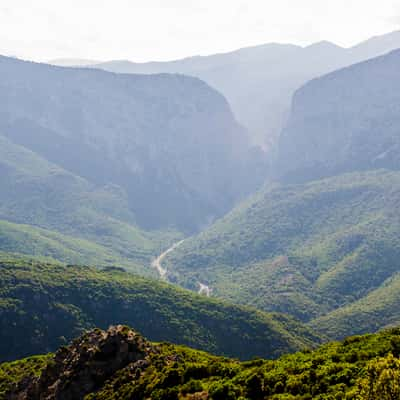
(165, 170, 400, 336)
(0, 133, 181, 274)
(3, 325, 400, 400)
(0, 257, 320, 362)
(0, 220, 158, 273)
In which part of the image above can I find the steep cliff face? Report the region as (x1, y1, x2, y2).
(0, 56, 263, 232)
(276, 49, 400, 181)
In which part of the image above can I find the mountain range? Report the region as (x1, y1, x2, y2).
(62, 30, 400, 149)
(0, 54, 270, 277)
(2, 27, 400, 395)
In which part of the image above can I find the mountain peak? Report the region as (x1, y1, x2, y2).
(305, 40, 343, 51)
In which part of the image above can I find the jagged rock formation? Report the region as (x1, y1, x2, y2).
(9, 326, 153, 400)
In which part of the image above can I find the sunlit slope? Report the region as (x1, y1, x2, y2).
(166, 170, 400, 331)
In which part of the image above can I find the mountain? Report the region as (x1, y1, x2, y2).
(277, 48, 400, 181)
(92, 30, 400, 148)
(3, 325, 400, 399)
(0, 55, 264, 233)
(161, 46, 400, 341)
(164, 170, 400, 338)
(0, 256, 320, 362)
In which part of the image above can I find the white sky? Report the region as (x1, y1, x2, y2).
(0, 0, 399, 62)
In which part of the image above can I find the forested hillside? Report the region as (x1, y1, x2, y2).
(166, 170, 400, 339)
(0, 256, 319, 362)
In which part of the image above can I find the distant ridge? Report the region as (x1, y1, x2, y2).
(4, 325, 400, 399)
(48, 58, 102, 67)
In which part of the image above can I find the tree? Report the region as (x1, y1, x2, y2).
(356, 353, 400, 400)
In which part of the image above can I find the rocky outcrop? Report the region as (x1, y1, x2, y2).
(9, 326, 153, 400)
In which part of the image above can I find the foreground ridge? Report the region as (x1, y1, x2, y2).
(3, 326, 400, 399)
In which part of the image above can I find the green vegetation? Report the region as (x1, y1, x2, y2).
(357, 353, 400, 400)
(0, 134, 181, 274)
(0, 257, 320, 362)
(0, 355, 51, 398)
(0, 219, 152, 272)
(91, 329, 400, 400)
(165, 170, 400, 338)
(310, 272, 400, 339)
(3, 327, 400, 399)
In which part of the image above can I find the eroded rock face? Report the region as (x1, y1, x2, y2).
(9, 326, 152, 400)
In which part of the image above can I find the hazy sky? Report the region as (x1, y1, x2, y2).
(1, 0, 399, 62)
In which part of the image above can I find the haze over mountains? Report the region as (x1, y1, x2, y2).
(56, 30, 400, 148)
(0, 55, 265, 235)
(277, 48, 400, 181)
(3, 24, 400, 399)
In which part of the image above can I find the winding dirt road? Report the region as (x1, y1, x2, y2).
(151, 240, 185, 280)
(151, 240, 212, 297)
(198, 282, 211, 297)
